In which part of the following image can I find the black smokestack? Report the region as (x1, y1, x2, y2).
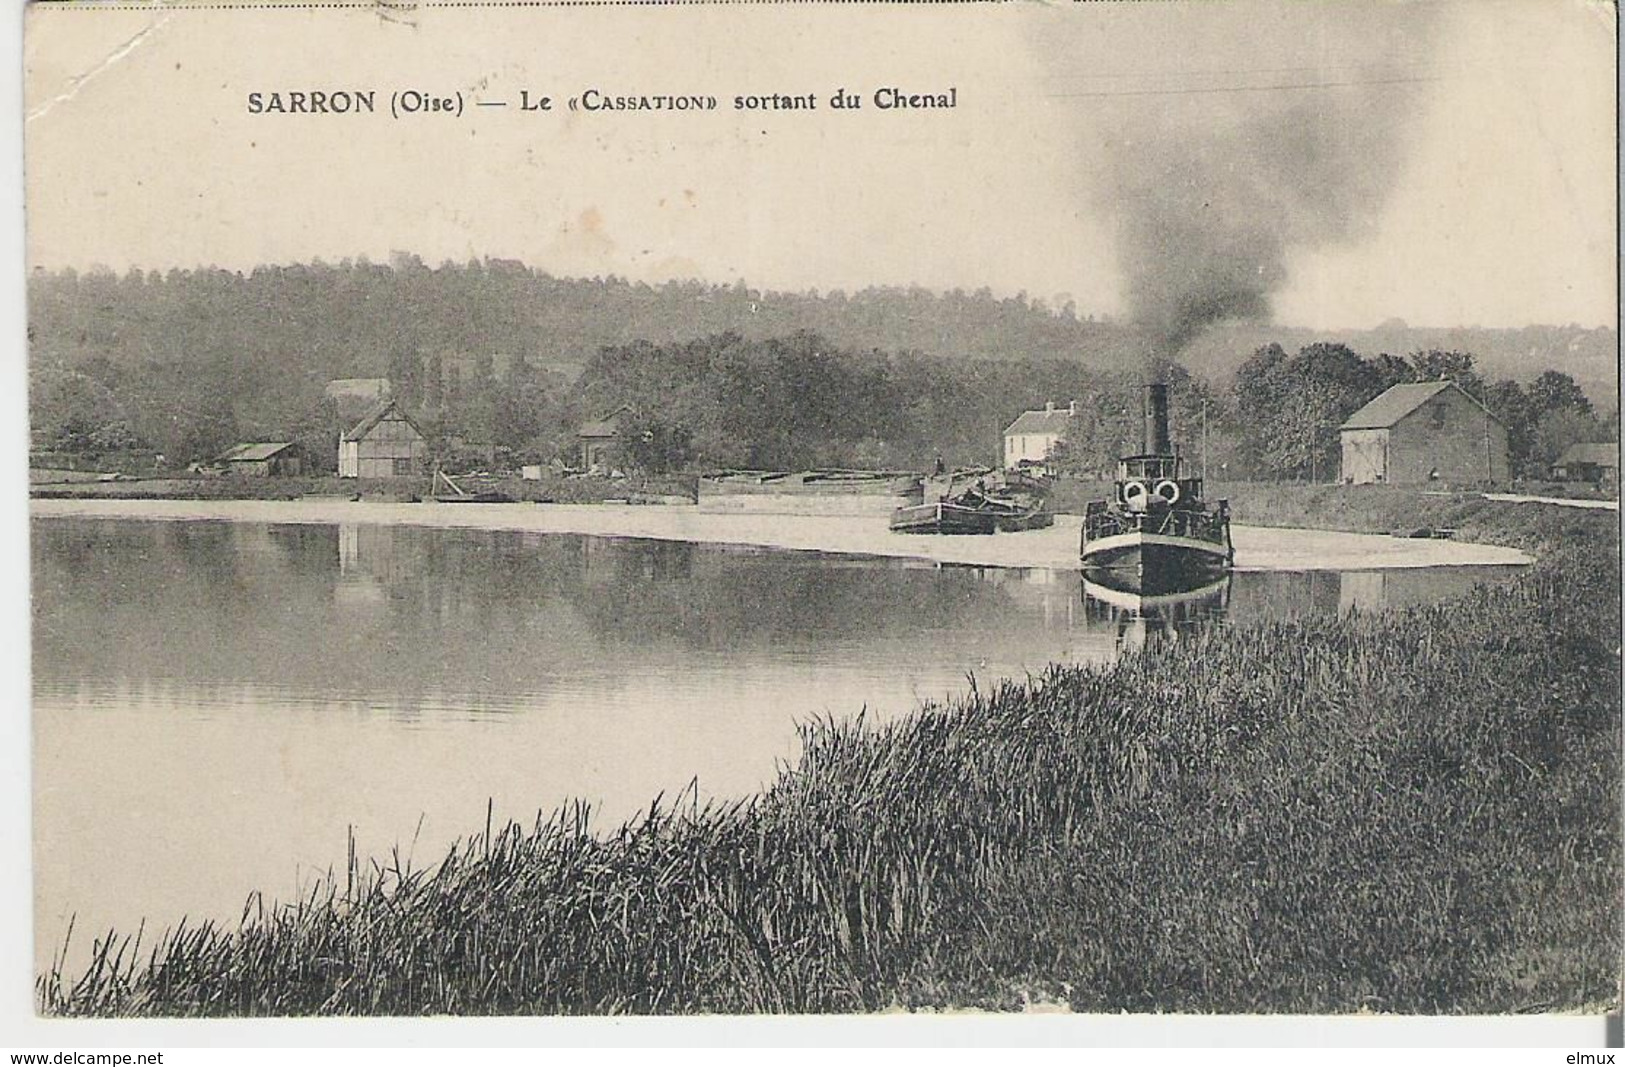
(1143, 383, 1170, 455)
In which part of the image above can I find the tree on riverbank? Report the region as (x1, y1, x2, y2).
(564, 331, 1188, 473)
(1230, 344, 1611, 480)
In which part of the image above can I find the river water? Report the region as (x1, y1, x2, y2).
(31, 515, 1522, 972)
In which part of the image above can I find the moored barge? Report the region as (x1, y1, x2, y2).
(698, 469, 923, 516)
(890, 469, 1054, 535)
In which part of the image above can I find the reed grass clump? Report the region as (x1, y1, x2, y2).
(39, 504, 1620, 1016)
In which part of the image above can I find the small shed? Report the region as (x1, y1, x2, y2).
(1551, 442, 1619, 487)
(1340, 381, 1508, 485)
(217, 442, 304, 477)
(577, 411, 625, 471)
(1003, 401, 1075, 471)
(339, 400, 429, 478)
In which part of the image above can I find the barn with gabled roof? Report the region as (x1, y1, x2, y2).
(339, 399, 429, 478)
(1339, 381, 1508, 485)
(1551, 442, 1619, 488)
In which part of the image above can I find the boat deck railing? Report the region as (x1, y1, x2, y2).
(1084, 499, 1231, 546)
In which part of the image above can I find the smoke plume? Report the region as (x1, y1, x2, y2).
(1085, 7, 1439, 357)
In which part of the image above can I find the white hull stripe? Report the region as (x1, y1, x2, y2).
(1081, 576, 1231, 611)
(1082, 531, 1231, 559)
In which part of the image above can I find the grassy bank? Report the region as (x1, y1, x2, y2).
(38, 497, 1620, 1016)
(1211, 482, 1614, 555)
(1046, 476, 1614, 533)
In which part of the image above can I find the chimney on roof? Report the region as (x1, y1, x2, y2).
(1045, 401, 1055, 413)
(1068, 399, 1077, 417)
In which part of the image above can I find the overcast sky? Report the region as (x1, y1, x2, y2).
(22, 0, 1617, 330)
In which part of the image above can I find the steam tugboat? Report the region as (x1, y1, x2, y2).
(1079, 383, 1233, 593)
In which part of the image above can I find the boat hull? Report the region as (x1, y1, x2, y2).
(889, 501, 1054, 535)
(1080, 530, 1232, 594)
(700, 471, 923, 497)
(429, 492, 514, 504)
(1081, 572, 1232, 613)
(700, 471, 923, 516)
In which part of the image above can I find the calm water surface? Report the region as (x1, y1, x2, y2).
(32, 516, 1521, 970)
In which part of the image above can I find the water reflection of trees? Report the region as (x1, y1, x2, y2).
(33, 517, 1521, 715)
(328, 525, 1054, 648)
(33, 521, 1074, 708)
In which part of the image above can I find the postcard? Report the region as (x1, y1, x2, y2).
(14, 0, 1619, 1045)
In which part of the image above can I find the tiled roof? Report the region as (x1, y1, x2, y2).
(1557, 442, 1619, 468)
(1339, 381, 1499, 430)
(577, 407, 631, 439)
(577, 420, 621, 439)
(1004, 408, 1072, 436)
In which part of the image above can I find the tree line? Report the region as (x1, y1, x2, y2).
(31, 324, 1612, 482)
(27, 259, 1616, 461)
(25, 256, 1615, 479)
(555, 334, 1611, 481)
(1224, 343, 1610, 481)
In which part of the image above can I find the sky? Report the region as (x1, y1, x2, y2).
(21, 0, 1618, 331)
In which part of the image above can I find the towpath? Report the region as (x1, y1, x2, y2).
(1482, 492, 1618, 511)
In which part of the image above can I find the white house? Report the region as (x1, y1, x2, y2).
(1003, 401, 1075, 470)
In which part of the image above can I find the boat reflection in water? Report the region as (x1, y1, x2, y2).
(1080, 568, 1233, 652)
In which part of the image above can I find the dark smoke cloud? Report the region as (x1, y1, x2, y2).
(1079, 6, 1441, 357)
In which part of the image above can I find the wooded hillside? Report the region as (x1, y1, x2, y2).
(26, 258, 1618, 474)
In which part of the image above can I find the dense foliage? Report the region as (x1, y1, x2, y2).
(27, 262, 1618, 475)
(562, 333, 1220, 473)
(1230, 344, 1611, 480)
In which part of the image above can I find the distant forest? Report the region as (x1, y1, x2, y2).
(26, 257, 1620, 476)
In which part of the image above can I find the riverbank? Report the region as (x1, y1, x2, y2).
(30, 497, 1533, 572)
(39, 500, 1618, 1015)
(28, 470, 697, 505)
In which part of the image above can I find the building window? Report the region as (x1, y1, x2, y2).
(393, 457, 412, 476)
(1431, 404, 1447, 429)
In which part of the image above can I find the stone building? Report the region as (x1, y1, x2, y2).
(576, 411, 625, 471)
(1340, 381, 1508, 485)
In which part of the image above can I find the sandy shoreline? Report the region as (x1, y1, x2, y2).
(30, 497, 1535, 571)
